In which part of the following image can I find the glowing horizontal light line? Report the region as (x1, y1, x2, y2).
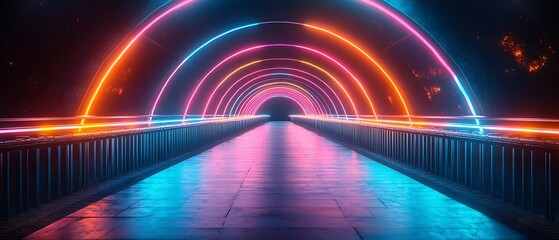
(294, 116, 559, 136)
(0, 116, 265, 135)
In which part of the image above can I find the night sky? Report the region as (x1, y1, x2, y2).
(1, 0, 558, 118)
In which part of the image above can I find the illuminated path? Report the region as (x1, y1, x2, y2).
(26, 122, 523, 239)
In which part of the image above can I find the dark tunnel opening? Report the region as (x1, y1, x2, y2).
(255, 97, 304, 121)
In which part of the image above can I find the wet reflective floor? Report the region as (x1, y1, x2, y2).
(27, 122, 524, 239)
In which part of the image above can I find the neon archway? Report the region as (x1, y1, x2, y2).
(203, 59, 359, 117)
(146, 21, 412, 118)
(182, 44, 376, 119)
(79, 0, 481, 124)
(209, 75, 342, 117)
(233, 83, 327, 116)
(236, 87, 323, 116)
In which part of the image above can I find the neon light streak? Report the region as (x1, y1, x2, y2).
(183, 44, 375, 118)
(81, 0, 195, 124)
(213, 74, 340, 117)
(233, 84, 326, 116)
(0, 116, 265, 135)
(360, 0, 481, 126)
(211, 59, 354, 117)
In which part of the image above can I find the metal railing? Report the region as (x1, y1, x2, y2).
(292, 116, 559, 222)
(0, 116, 268, 220)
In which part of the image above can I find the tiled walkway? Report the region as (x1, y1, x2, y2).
(27, 122, 524, 239)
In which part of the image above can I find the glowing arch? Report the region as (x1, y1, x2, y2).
(237, 89, 320, 116)
(250, 96, 308, 116)
(229, 81, 335, 116)
(79, 0, 481, 124)
(232, 83, 328, 116)
(211, 73, 343, 117)
(210, 59, 356, 117)
(147, 21, 412, 118)
(235, 87, 323, 116)
(182, 44, 376, 118)
(203, 59, 359, 117)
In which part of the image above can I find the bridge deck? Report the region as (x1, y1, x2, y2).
(26, 122, 524, 239)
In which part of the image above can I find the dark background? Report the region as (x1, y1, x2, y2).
(1, 0, 558, 118)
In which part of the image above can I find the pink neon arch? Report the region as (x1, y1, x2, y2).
(216, 76, 338, 117)
(228, 80, 339, 116)
(202, 68, 342, 117)
(252, 96, 308, 116)
(234, 86, 325, 116)
(236, 84, 327, 116)
(81, 0, 481, 124)
(239, 90, 318, 116)
(182, 44, 376, 118)
(211, 59, 356, 117)
(239, 90, 319, 116)
(250, 96, 309, 115)
(205, 72, 344, 117)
